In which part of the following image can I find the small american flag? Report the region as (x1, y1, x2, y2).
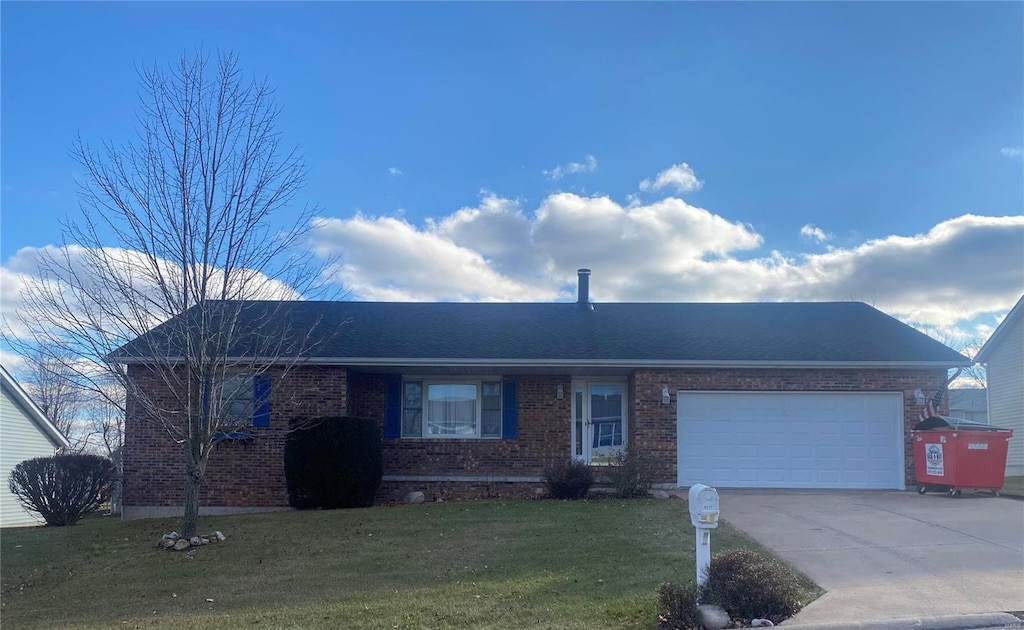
(919, 386, 943, 422)
(919, 368, 963, 422)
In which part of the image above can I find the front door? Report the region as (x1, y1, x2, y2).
(572, 381, 627, 465)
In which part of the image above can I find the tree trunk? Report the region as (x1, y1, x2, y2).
(182, 464, 202, 538)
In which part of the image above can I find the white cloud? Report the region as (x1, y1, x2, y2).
(306, 189, 1023, 332)
(544, 155, 597, 181)
(310, 191, 764, 303)
(800, 224, 832, 243)
(639, 162, 703, 194)
(1000, 147, 1022, 158)
(2, 245, 301, 344)
(0, 349, 26, 370)
(6, 169, 1022, 345)
(388, 167, 404, 176)
(310, 212, 557, 302)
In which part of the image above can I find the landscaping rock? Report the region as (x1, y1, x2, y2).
(162, 531, 180, 541)
(696, 604, 730, 630)
(172, 539, 190, 551)
(405, 491, 425, 505)
(162, 539, 176, 549)
(189, 536, 203, 547)
(751, 620, 775, 627)
(214, 530, 226, 541)
(651, 490, 671, 500)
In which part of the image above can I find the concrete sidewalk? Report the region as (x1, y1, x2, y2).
(707, 489, 1024, 625)
(780, 611, 1023, 630)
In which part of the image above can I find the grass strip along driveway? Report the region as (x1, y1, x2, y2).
(1, 499, 817, 629)
(1000, 476, 1024, 497)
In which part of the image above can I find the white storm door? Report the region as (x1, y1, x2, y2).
(572, 381, 627, 465)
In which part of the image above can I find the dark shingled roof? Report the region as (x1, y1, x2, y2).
(114, 300, 969, 366)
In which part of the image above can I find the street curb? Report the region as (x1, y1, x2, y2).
(780, 612, 1022, 630)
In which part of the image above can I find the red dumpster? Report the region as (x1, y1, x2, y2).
(912, 416, 1013, 497)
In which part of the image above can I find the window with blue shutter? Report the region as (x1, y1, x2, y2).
(501, 380, 518, 439)
(212, 372, 265, 441)
(252, 374, 271, 427)
(384, 376, 402, 438)
(391, 378, 516, 439)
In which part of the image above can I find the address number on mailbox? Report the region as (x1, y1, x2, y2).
(688, 483, 720, 529)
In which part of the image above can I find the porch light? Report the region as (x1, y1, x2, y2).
(557, 384, 564, 400)
(662, 386, 671, 405)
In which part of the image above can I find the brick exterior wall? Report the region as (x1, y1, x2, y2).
(123, 365, 946, 512)
(630, 368, 948, 487)
(349, 374, 572, 501)
(122, 364, 349, 510)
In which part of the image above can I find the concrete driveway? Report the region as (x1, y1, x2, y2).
(715, 489, 1024, 625)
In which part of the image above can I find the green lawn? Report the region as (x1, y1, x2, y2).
(0, 499, 819, 629)
(1001, 476, 1024, 496)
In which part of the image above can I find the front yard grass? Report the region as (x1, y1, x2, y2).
(1, 499, 819, 629)
(1001, 475, 1024, 496)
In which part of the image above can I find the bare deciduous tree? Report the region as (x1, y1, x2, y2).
(84, 383, 125, 460)
(15, 348, 88, 450)
(931, 333, 987, 388)
(7, 51, 336, 538)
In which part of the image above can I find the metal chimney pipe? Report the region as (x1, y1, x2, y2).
(576, 268, 594, 311)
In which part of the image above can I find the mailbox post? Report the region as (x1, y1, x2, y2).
(688, 484, 720, 588)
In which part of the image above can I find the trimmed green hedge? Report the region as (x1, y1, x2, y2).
(285, 416, 383, 509)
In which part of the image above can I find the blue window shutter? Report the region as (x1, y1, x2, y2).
(384, 376, 402, 438)
(252, 374, 271, 427)
(502, 380, 518, 439)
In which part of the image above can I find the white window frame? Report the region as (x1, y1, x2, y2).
(401, 378, 502, 439)
(219, 372, 255, 427)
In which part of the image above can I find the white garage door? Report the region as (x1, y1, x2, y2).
(677, 392, 905, 489)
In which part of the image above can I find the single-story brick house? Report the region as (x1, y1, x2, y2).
(120, 270, 969, 519)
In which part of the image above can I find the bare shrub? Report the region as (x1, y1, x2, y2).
(543, 460, 593, 500)
(699, 549, 805, 624)
(8, 454, 118, 526)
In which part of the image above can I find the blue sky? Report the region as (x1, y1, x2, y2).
(2, 2, 1022, 351)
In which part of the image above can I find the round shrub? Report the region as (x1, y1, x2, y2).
(543, 459, 593, 500)
(8, 454, 118, 526)
(698, 548, 805, 624)
(657, 581, 699, 630)
(285, 416, 383, 509)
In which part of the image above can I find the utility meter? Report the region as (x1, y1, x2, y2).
(688, 483, 720, 529)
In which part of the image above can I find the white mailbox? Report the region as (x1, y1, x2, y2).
(688, 483, 720, 529)
(688, 483, 720, 590)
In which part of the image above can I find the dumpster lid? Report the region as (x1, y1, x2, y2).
(913, 415, 1008, 431)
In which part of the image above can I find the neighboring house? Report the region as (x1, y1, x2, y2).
(976, 294, 1024, 476)
(117, 270, 969, 519)
(1, 364, 71, 527)
(947, 388, 988, 424)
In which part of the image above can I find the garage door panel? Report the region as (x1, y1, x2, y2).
(789, 419, 814, 434)
(790, 445, 813, 459)
(677, 392, 904, 490)
(790, 470, 813, 483)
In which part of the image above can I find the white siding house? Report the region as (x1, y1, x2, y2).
(948, 389, 988, 424)
(1, 365, 70, 527)
(977, 295, 1024, 476)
